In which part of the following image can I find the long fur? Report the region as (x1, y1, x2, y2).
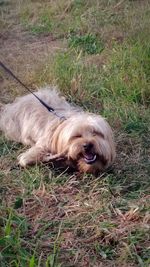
(0, 86, 116, 174)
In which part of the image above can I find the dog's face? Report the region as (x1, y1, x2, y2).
(51, 114, 115, 174)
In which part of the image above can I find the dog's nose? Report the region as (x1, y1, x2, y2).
(83, 142, 93, 151)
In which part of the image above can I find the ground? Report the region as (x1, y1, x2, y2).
(0, 0, 150, 266)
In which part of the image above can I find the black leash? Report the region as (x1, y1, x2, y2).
(0, 61, 65, 120)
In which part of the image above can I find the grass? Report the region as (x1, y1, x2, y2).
(68, 33, 104, 54)
(0, 0, 150, 266)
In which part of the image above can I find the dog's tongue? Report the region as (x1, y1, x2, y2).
(85, 154, 94, 160)
(84, 153, 97, 164)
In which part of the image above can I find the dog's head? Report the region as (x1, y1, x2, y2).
(50, 114, 116, 174)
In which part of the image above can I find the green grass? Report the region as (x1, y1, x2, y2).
(68, 33, 104, 54)
(0, 208, 32, 267)
(0, 0, 150, 266)
(0, 208, 62, 267)
(30, 40, 150, 125)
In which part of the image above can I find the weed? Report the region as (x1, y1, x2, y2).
(45, 243, 61, 267)
(125, 229, 150, 266)
(0, 209, 31, 267)
(68, 33, 104, 54)
(94, 243, 117, 260)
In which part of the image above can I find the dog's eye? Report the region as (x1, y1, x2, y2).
(74, 134, 82, 138)
(93, 131, 104, 138)
(72, 134, 82, 139)
(70, 134, 82, 141)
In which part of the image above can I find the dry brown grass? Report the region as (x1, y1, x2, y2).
(0, 0, 150, 266)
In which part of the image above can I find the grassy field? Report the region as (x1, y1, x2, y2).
(0, 0, 150, 266)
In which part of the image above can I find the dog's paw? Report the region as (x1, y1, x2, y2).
(17, 153, 29, 167)
(43, 152, 66, 162)
(42, 153, 53, 162)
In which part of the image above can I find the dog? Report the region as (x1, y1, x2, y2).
(0, 87, 116, 174)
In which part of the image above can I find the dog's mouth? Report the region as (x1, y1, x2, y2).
(83, 152, 97, 164)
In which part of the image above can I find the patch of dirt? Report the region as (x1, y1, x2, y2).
(0, 23, 66, 102)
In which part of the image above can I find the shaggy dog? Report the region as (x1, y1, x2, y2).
(0, 87, 116, 174)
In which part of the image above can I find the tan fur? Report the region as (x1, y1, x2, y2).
(0, 86, 116, 174)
